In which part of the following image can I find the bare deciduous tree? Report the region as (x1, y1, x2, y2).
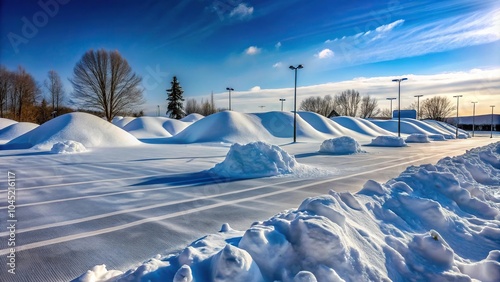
(45, 70, 65, 115)
(70, 49, 144, 121)
(299, 95, 336, 117)
(359, 95, 380, 118)
(0, 66, 12, 118)
(185, 98, 199, 115)
(379, 108, 392, 118)
(184, 92, 218, 116)
(11, 66, 39, 122)
(420, 96, 454, 121)
(335, 89, 360, 117)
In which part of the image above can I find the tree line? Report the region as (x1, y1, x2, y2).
(300, 90, 455, 121)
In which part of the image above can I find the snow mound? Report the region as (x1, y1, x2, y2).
(402, 118, 454, 139)
(0, 122, 38, 141)
(122, 117, 173, 139)
(369, 135, 407, 147)
(181, 113, 204, 122)
(0, 117, 17, 130)
(51, 140, 87, 154)
(209, 141, 326, 178)
(370, 119, 435, 136)
(319, 136, 364, 154)
(423, 120, 470, 139)
(169, 111, 275, 144)
(428, 134, 447, 141)
(405, 133, 430, 143)
(79, 142, 500, 282)
(5, 112, 140, 150)
(331, 116, 394, 137)
(162, 118, 191, 135)
(112, 116, 136, 128)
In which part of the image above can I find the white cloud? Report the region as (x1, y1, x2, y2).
(250, 86, 261, 92)
(315, 48, 334, 59)
(375, 19, 405, 33)
(245, 46, 261, 55)
(230, 3, 254, 19)
(275, 42, 282, 49)
(273, 62, 282, 68)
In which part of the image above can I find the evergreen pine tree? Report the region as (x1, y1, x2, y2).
(166, 76, 185, 119)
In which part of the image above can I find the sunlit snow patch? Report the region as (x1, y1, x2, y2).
(405, 133, 430, 143)
(319, 136, 365, 154)
(369, 135, 407, 147)
(209, 141, 329, 178)
(51, 140, 87, 154)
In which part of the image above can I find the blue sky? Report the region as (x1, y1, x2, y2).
(1, 0, 499, 115)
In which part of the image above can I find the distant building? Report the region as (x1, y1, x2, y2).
(446, 114, 500, 131)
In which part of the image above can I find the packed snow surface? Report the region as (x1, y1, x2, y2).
(77, 142, 500, 282)
(51, 140, 87, 154)
(209, 141, 327, 178)
(369, 135, 407, 147)
(405, 133, 430, 143)
(0, 122, 38, 141)
(319, 136, 364, 154)
(4, 112, 140, 149)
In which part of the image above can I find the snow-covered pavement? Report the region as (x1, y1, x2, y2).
(0, 137, 497, 281)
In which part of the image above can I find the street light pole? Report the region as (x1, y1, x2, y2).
(414, 95, 423, 119)
(226, 87, 234, 111)
(453, 95, 463, 139)
(157, 105, 160, 117)
(392, 78, 408, 137)
(289, 64, 303, 143)
(471, 101, 477, 137)
(386, 98, 396, 118)
(491, 105, 496, 138)
(279, 98, 286, 111)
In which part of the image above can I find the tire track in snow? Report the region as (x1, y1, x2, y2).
(0, 147, 468, 255)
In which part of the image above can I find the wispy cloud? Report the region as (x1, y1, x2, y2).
(275, 42, 282, 50)
(375, 19, 405, 33)
(207, 68, 500, 115)
(315, 48, 334, 59)
(230, 3, 254, 19)
(245, 46, 261, 55)
(273, 62, 282, 68)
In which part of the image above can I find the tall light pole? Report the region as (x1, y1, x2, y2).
(279, 98, 286, 111)
(392, 78, 408, 137)
(414, 95, 423, 120)
(226, 87, 234, 111)
(471, 101, 477, 137)
(386, 98, 396, 118)
(453, 95, 462, 139)
(289, 64, 303, 143)
(491, 105, 496, 138)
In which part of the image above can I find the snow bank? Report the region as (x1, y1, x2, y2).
(369, 135, 407, 147)
(112, 116, 136, 128)
(4, 112, 140, 150)
(332, 116, 394, 137)
(319, 136, 364, 154)
(405, 133, 430, 143)
(122, 117, 173, 139)
(0, 122, 38, 141)
(0, 117, 17, 130)
(423, 120, 470, 139)
(209, 141, 327, 178)
(371, 119, 435, 136)
(181, 113, 204, 122)
(51, 140, 87, 154)
(77, 141, 500, 282)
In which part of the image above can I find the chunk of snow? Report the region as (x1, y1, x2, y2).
(369, 135, 407, 147)
(51, 140, 87, 154)
(405, 133, 430, 143)
(319, 136, 364, 154)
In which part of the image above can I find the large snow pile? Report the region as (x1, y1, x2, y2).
(209, 141, 327, 178)
(319, 136, 364, 154)
(181, 113, 204, 122)
(0, 117, 17, 130)
(112, 116, 136, 128)
(77, 142, 500, 282)
(405, 133, 430, 143)
(122, 117, 173, 139)
(51, 140, 87, 154)
(369, 135, 407, 147)
(332, 116, 394, 137)
(370, 119, 435, 136)
(0, 122, 38, 141)
(423, 120, 470, 139)
(4, 112, 140, 150)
